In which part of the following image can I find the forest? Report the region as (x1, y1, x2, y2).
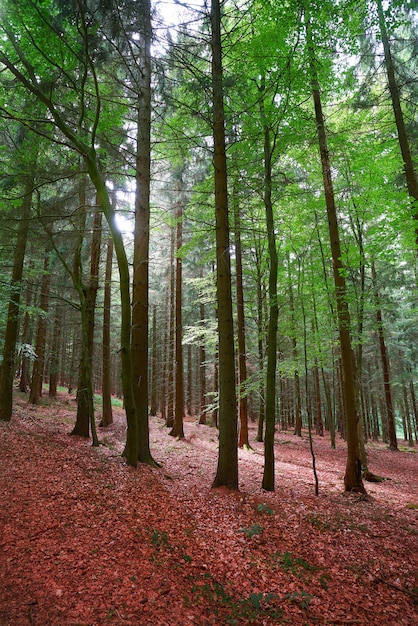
(0, 0, 417, 623)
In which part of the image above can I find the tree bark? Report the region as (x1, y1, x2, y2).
(131, 0, 154, 464)
(233, 189, 249, 449)
(198, 296, 207, 424)
(86, 158, 138, 466)
(211, 0, 238, 490)
(170, 175, 185, 439)
(48, 302, 62, 398)
(71, 196, 101, 445)
(100, 235, 114, 427)
(150, 304, 158, 417)
(18, 276, 34, 394)
(255, 247, 265, 442)
(29, 251, 51, 405)
(166, 226, 175, 428)
(260, 107, 279, 492)
(371, 261, 398, 450)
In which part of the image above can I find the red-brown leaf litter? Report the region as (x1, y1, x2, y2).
(1, 392, 417, 625)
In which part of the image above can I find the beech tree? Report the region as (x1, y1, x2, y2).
(305, 6, 365, 493)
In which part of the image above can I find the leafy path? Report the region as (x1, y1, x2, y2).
(0, 393, 417, 625)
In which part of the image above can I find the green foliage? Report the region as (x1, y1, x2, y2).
(284, 590, 313, 609)
(238, 523, 263, 538)
(148, 527, 172, 549)
(268, 550, 331, 591)
(256, 502, 274, 515)
(184, 572, 283, 624)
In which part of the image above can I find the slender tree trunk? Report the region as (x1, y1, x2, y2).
(260, 93, 279, 492)
(71, 200, 101, 445)
(211, 0, 238, 490)
(255, 251, 265, 442)
(409, 377, 418, 442)
(198, 291, 207, 424)
(371, 261, 398, 450)
(306, 17, 365, 492)
(313, 356, 323, 436)
(166, 227, 175, 428)
(161, 287, 169, 422)
(170, 176, 185, 439)
(100, 235, 114, 427)
(288, 268, 302, 437)
(49, 302, 62, 397)
(150, 304, 158, 417)
(19, 276, 33, 393)
(187, 344, 193, 416)
(29, 251, 51, 405)
(233, 188, 249, 449)
(0, 173, 34, 420)
(403, 384, 414, 446)
(86, 159, 138, 466)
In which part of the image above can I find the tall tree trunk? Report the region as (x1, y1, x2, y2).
(48, 302, 62, 398)
(376, 0, 418, 235)
(233, 188, 249, 449)
(259, 89, 279, 492)
(170, 175, 185, 439)
(18, 274, 34, 393)
(131, 0, 154, 464)
(100, 235, 114, 427)
(166, 227, 175, 428)
(160, 289, 169, 423)
(255, 248, 265, 442)
(198, 295, 207, 425)
(211, 0, 238, 490)
(150, 304, 158, 417)
(306, 16, 365, 492)
(71, 199, 101, 445)
(371, 261, 398, 450)
(29, 251, 51, 405)
(288, 268, 302, 437)
(0, 172, 34, 420)
(187, 344, 193, 416)
(86, 159, 138, 466)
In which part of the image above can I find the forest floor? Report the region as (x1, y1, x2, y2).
(0, 391, 417, 626)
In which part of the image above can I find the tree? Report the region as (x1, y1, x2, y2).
(131, 0, 155, 465)
(210, 0, 238, 490)
(375, 0, 418, 235)
(100, 234, 114, 427)
(170, 171, 185, 439)
(371, 260, 398, 450)
(305, 8, 365, 493)
(258, 79, 279, 492)
(29, 250, 51, 405)
(233, 188, 250, 449)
